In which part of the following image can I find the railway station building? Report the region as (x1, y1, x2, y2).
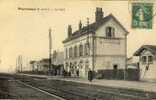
(62, 7, 128, 78)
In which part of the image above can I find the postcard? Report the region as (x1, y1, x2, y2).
(0, 0, 156, 100)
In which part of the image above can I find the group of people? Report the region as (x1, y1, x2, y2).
(62, 68, 94, 82)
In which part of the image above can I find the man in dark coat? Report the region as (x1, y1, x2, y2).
(76, 69, 79, 77)
(88, 69, 93, 82)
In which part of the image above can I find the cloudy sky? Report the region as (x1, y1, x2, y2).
(0, 0, 156, 72)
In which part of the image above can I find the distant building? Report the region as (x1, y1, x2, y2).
(134, 45, 156, 81)
(29, 60, 39, 72)
(39, 58, 49, 73)
(63, 7, 128, 78)
(29, 59, 49, 74)
(52, 50, 64, 75)
(53, 51, 64, 66)
(29, 60, 35, 71)
(30, 51, 64, 75)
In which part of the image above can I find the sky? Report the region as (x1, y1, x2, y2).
(0, 0, 156, 72)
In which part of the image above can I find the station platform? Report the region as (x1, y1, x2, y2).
(17, 73, 156, 93)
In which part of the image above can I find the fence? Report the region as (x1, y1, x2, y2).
(95, 68, 140, 81)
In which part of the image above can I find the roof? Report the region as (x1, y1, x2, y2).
(133, 45, 156, 56)
(62, 14, 129, 43)
(39, 52, 64, 65)
(30, 60, 36, 64)
(40, 58, 49, 63)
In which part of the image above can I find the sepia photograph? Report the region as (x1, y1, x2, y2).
(0, 0, 156, 100)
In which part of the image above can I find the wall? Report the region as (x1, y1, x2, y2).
(95, 18, 126, 38)
(63, 33, 94, 78)
(94, 17, 126, 71)
(95, 38, 126, 56)
(95, 56, 126, 71)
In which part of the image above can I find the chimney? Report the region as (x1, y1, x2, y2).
(95, 7, 103, 22)
(68, 25, 72, 38)
(79, 20, 82, 30)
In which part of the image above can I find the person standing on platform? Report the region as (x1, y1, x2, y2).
(88, 69, 93, 82)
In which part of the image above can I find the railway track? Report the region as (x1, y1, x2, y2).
(0, 74, 66, 100)
(14, 74, 155, 100)
(16, 80, 66, 100)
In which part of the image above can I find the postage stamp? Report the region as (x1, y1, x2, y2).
(132, 3, 153, 29)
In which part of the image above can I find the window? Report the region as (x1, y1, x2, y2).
(79, 60, 83, 69)
(79, 44, 83, 56)
(85, 60, 89, 76)
(65, 48, 68, 59)
(106, 27, 115, 38)
(69, 47, 71, 58)
(84, 43, 89, 56)
(74, 46, 77, 57)
(69, 47, 73, 58)
(148, 56, 153, 63)
(141, 56, 147, 64)
(65, 62, 69, 71)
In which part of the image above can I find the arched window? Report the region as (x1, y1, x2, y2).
(79, 44, 83, 56)
(106, 26, 115, 38)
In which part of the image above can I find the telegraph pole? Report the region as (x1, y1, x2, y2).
(49, 28, 52, 75)
(17, 55, 23, 73)
(16, 57, 18, 73)
(87, 17, 90, 45)
(20, 55, 23, 72)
